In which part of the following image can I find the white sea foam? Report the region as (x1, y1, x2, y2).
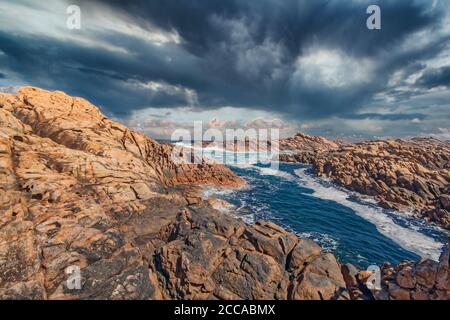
(231, 163, 258, 169)
(201, 186, 235, 199)
(256, 167, 296, 181)
(201, 186, 255, 224)
(298, 231, 339, 252)
(294, 168, 444, 261)
(230, 163, 297, 181)
(226, 198, 255, 224)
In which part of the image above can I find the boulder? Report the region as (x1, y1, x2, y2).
(396, 266, 416, 289)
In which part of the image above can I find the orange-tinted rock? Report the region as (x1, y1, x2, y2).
(280, 132, 341, 152)
(358, 242, 449, 300)
(290, 253, 350, 300)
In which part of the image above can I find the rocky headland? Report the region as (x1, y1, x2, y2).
(280, 134, 450, 230)
(279, 132, 342, 152)
(0, 87, 448, 300)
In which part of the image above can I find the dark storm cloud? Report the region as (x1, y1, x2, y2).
(0, 29, 206, 115)
(0, 72, 5, 79)
(92, 0, 447, 118)
(0, 0, 449, 122)
(342, 113, 428, 121)
(102, 0, 440, 58)
(417, 66, 450, 88)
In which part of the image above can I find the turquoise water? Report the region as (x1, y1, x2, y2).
(205, 161, 448, 269)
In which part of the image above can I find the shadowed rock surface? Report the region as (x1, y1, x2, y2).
(281, 135, 450, 229)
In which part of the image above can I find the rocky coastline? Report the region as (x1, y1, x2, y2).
(280, 133, 450, 230)
(0, 87, 349, 300)
(0, 87, 448, 300)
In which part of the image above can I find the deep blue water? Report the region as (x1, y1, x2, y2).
(207, 162, 448, 269)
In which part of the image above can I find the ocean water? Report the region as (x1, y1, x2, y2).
(203, 159, 448, 269)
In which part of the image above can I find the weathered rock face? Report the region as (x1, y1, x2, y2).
(153, 210, 350, 300)
(356, 242, 450, 300)
(0, 87, 353, 300)
(2, 87, 245, 191)
(281, 134, 450, 229)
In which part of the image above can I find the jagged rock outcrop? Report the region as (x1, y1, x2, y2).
(280, 134, 450, 229)
(0, 87, 353, 300)
(353, 241, 449, 300)
(153, 209, 350, 300)
(280, 132, 341, 152)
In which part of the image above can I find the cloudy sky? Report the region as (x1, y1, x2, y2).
(0, 0, 449, 140)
